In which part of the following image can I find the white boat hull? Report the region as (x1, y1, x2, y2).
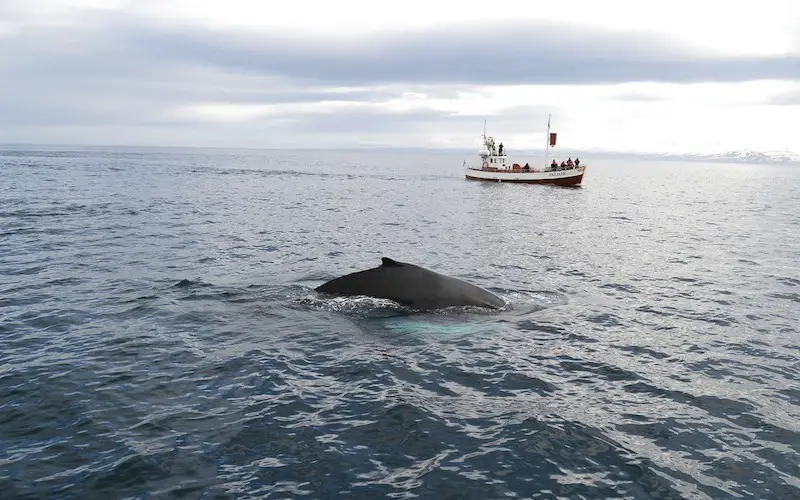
(465, 165, 586, 185)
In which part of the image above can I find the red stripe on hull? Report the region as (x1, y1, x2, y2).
(465, 173, 584, 186)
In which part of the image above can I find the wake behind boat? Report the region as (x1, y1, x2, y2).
(464, 115, 586, 186)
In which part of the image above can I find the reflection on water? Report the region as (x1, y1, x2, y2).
(1, 147, 798, 499)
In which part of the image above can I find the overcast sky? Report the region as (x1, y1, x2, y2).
(1, 0, 798, 154)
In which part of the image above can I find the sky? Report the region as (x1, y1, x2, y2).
(1, 0, 798, 154)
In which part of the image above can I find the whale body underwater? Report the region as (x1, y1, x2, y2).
(315, 257, 505, 310)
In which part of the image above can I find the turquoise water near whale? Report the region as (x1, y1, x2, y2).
(1, 146, 798, 499)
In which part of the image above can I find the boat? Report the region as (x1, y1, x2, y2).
(464, 115, 586, 185)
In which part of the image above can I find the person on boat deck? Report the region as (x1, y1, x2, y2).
(498, 143, 504, 155)
(550, 159, 558, 169)
(566, 158, 573, 167)
(575, 158, 580, 166)
(560, 161, 566, 169)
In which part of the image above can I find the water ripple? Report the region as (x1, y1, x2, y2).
(0, 149, 798, 499)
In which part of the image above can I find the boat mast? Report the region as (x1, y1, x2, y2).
(544, 113, 551, 167)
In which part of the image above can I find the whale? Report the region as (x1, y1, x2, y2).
(315, 257, 505, 310)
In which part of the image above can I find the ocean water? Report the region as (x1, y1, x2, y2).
(1, 146, 798, 499)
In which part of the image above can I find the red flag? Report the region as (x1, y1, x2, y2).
(549, 132, 557, 147)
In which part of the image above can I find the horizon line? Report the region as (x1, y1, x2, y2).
(1, 141, 798, 163)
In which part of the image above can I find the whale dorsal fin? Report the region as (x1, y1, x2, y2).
(381, 257, 404, 267)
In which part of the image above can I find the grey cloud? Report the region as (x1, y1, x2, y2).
(0, 14, 484, 130)
(489, 105, 563, 123)
(281, 109, 469, 134)
(0, 82, 393, 127)
(259, 104, 555, 136)
(610, 91, 667, 102)
(1, 104, 550, 149)
(1, 9, 797, 146)
(117, 18, 799, 86)
(765, 90, 800, 105)
(4, 11, 799, 89)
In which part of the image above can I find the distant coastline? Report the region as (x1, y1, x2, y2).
(1, 143, 798, 165)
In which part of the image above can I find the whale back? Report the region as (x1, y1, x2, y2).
(315, 257, 504, 310)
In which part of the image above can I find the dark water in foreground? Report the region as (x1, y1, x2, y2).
(1, 146, 798, 499)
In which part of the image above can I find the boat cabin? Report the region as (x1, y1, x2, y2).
(479, 134, 508, 169)
(477, 134, 533, 171)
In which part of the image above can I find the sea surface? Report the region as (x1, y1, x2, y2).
(1, 146, 798, 499)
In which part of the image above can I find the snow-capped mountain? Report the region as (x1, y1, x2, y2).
(659, 149, 800, 164)
(707, 150, 800, 164)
